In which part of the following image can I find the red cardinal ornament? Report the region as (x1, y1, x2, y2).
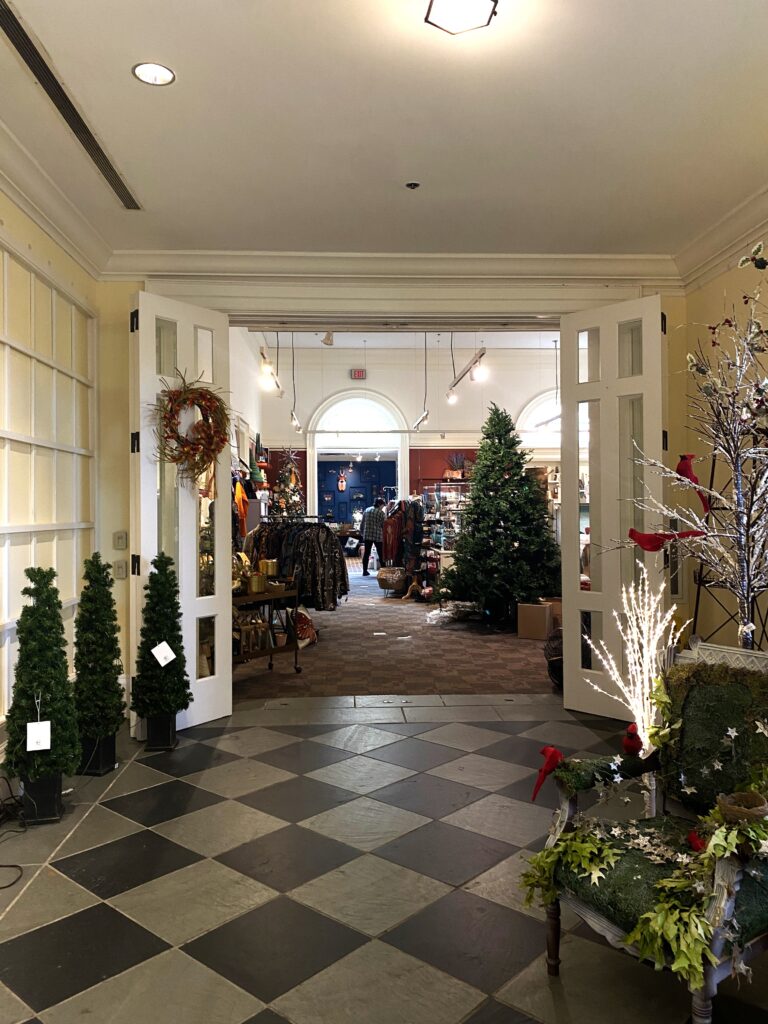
(628, 528, 705, 552)
(687, 829, 707, 853)
(532, 746, 564, 802)
(622, 722, 643, 757)
(675, 454, 710, 515)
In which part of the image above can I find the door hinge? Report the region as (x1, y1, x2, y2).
(662, 429, 668, 452)
(130, 431, 140, 453)
(661, 312, 667, 335)
(130, 309, 139, 332)
(131, 554, 141, 576)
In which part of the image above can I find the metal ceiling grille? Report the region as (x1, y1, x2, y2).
(0, 0, 140, 209)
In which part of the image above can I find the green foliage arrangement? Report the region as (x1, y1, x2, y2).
(130, 553, 192, 719)
(522, 830, 621, 907)
(3, 568, 80, 780)
(440, 404, 561, 622)
(73, 553, 125, 738)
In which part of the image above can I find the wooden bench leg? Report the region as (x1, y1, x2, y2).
(546, 901, 561, 977)
(691, 990, 713, 1024)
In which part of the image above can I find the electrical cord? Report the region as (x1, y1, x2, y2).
(0, 776, 25, 890)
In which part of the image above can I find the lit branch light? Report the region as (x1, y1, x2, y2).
(585, 564, 686, 755)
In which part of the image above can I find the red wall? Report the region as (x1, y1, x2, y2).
(409, 448, 477, 495)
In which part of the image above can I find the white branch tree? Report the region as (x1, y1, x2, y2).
(634, 244, 768, 649)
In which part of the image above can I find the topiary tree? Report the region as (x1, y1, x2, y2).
(130, 552, 192, 718)
(442, 403, 561, 623)
(74, 553, 125, 739)
(3, 567, 80, 780)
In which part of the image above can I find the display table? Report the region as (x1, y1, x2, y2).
(232, 589, 302, 673)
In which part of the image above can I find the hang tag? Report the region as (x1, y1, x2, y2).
(27, 720, 51, 751)
(151, 641, 176, 667)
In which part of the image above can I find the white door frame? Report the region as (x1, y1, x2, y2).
(560, 294, 664, 718)
(305, 389, 410, 515)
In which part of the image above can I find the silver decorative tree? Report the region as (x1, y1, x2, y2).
(635, 244, 768, 650)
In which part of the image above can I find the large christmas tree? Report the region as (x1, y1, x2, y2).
(74, 553, 125, 739)
(443, 404, 561, 623)
(3, 567, 81, 780)
(270, 449, 305, 518)
(130, 553, 192, 718)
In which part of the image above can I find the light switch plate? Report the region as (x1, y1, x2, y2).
(113, 559, 128, 579)
(113, 530, 128, 550)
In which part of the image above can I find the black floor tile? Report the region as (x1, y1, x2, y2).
(384, 890, 547, 993)
(238, 776, 357, 822)
(253, 741, 354, 774)
(54, 828, 202, 898)
(367, 737, 464, 772)
(0, 903, 168, 1012)
(372, 723, 447, 736)
(376, 820, 514, 886)
(103, 778, 223, 825)
(373, 773, 486, 819)
(263, 725, 342, 738)
(137, 743, 241, 777)
(463, 1000, 539, 1024)
(497, 772, 561, 810)
(183, 896, 366, 1002)
(178, 722, 242, 740)
(583, 737, 623, 756)
(244, 1011, 292, 1024)
(475, 721, 547, 736)
(481, 736, 576, 770)
(217, 824, 360, 891)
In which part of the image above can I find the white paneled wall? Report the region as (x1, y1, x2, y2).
(0, 248, 96, 717)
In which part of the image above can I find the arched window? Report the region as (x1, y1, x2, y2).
(517, 389, 588, 450)
(314, 395, 401, 452)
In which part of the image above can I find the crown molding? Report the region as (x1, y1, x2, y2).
(105, 248, 681, 286)
(0, 118, 112, 278)
(676, 182, 768, 293)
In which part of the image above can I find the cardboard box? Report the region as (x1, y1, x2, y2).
(517, 602, 552, 640)
(548, 599, 563, 629)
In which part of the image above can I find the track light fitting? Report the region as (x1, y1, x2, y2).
(412, 409, 430, 431)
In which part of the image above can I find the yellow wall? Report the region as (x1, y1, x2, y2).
(0, 190, 138, 649)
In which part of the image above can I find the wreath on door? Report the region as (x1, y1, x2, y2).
(154, 373, 231, 483)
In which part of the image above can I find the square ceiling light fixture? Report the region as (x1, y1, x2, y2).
(425, 0, 498, 35)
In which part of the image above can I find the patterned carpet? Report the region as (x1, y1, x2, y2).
(234, 567, 552, 701)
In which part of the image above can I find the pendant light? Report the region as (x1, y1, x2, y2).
(425, 0, 498, 35)
(412, 332, 430, 431)
(446, 332, 458, 404)
(290, 332, 302, 432)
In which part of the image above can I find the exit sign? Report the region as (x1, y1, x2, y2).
(350, 369, 367, 380)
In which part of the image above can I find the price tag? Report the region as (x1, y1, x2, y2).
(151, 641, 176, 667)
(27, 721, 51, 751)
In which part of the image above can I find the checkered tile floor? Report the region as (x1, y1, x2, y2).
(1, 700, 766, 1024)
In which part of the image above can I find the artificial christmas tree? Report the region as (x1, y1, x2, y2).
(74, 553, 125, 775)
(3, 567, 80, 823)
(130, 552, 192, 750)
(442, 404, 561, 624)
(270, 449, 305, 518)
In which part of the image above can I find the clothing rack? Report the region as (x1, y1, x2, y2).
(245, 522, 349, 611)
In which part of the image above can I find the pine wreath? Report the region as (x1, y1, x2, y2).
(154, 373, 231, 483)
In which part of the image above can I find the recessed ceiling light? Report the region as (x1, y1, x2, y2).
(132, 62, 175, 86)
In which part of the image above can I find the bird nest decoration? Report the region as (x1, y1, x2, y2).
(154, 373, 231, 483)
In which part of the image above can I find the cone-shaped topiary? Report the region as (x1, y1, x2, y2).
(3, 567, 81, 780)
(130, 552, 192, 718)
(441, 404, 561, 623)
(74, 553, 125, 738)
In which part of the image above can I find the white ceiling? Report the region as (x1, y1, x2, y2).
(3, 0, 768, 257)
(267, 330, 558, 349)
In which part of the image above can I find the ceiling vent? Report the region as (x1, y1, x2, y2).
(0, 0, 140, 210)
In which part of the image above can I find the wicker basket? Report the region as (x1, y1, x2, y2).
(717, 791, 768, 823)
(377, 567, 407, 593)
(267, 581, 286, 595)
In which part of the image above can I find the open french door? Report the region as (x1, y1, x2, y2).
(560, 294, 665, 718)
(129, 292, 232, 730)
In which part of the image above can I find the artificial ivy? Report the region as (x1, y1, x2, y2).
(521, 827, 620, 907)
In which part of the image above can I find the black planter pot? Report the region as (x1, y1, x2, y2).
(21, 773, 63, 825)
(145, 714, 178, 752)
(78, 733, 117, 776)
